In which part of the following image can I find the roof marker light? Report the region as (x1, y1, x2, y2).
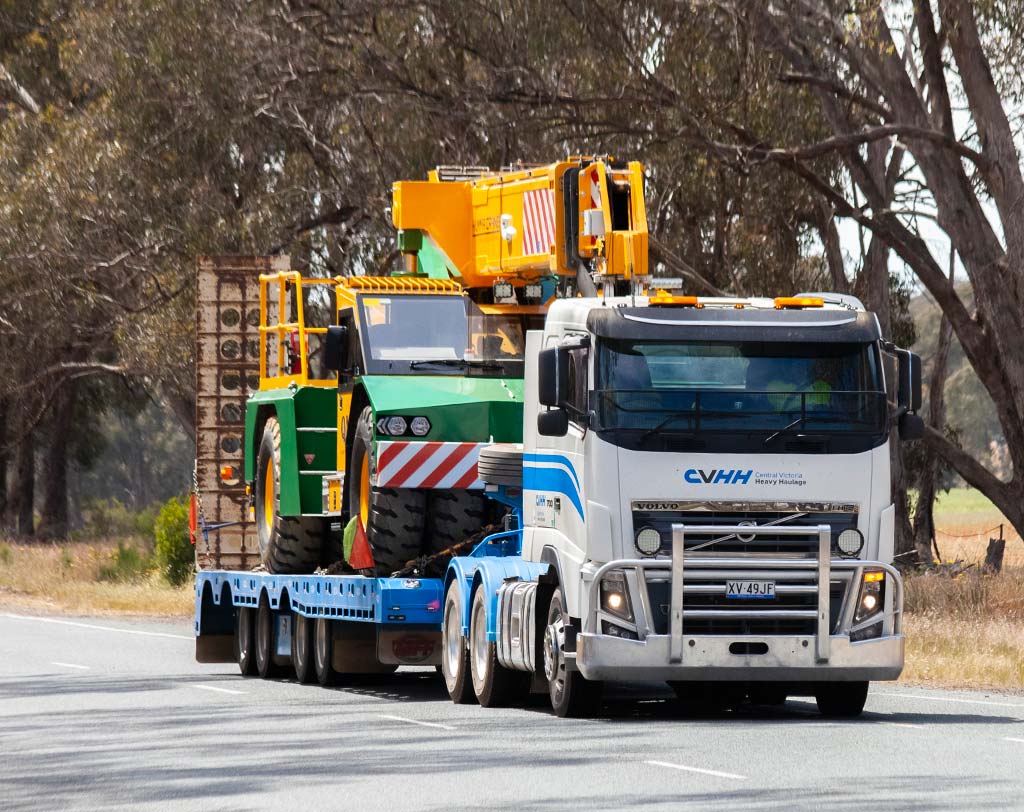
(774, 296, 824, 309)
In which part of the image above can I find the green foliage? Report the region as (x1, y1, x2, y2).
(0, 543, 12, 567)
(97, 541, 150, 583)
(154, 496, 194, 587)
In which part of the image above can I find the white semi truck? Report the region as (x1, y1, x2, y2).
(438, 290, 922, 717)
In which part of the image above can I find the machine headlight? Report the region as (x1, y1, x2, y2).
(837, 528, 864, 558)
(600, 572, 633, 621)
(409, 416, 431, 436)
(854, 570, 886, 623)
(385, 416, 408, 436)
(635, 526, 662, 556)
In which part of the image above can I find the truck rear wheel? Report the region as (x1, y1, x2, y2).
(234, 607, 256, 676)
(255, 416, 325, 574)
(815, 681, 869, 717)
(426, 490, 489, 556)
(349, 407, 425, 575)
(291, 613, 315, 684)
(314, 617, 336, 686)
(544, 590, 602, 718)
(469, 587, 530, 707)
(441, 586, 474, 704)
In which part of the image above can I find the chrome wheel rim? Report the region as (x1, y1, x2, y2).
(544, 608, 566, 705)
(443, 597, 461, 687)
(315, 619, 327, 672)
(470, 597, 487, 690)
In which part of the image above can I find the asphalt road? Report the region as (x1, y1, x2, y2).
(1, 611, 1022, 812)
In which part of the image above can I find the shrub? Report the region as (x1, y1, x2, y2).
(0, 543, 12, 566)
(98, 541, 150, 582)
(154, 495, 194, 586)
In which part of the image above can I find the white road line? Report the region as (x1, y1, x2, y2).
(873, 692, 1024, 710)
(1, 613, 192, 640)
(888, 722, 925, 729)
(51, 661, 90, 670)
(1004, 737, 1024, 744)
(378, 714, 456, 731)
(645, 760, 746, 780)
(189, 684, 247, 696)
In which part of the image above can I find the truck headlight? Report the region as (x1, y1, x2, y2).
(635, 527, 662, 556)
(600, 572, 633, 621)
(855, 570, 886, 623)
(409, 416, 431, 436)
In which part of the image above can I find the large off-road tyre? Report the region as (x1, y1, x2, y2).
(255, 416, 325, 574)
(234, 607, 256, 677)
(314, 617, 336, 687)
(349, 407, 425, 576)
(441, 586, 475, 704)
(469, 587, 530, 707)
(544, 590, 602, 718)
(426, 490, 489, 556)
(815, 681, 869, 718)
(256, 596, 283, 679)
(291, 613, 315, 684)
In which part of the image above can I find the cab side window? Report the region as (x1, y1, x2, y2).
(565, 345, 589, 417)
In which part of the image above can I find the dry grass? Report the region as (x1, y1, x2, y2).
(0, 539, 192, 617)
(902, 614, 1024, 691)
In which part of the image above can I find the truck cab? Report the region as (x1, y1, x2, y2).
(461, 291, 922, 716)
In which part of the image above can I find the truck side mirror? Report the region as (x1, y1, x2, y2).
(538, 408, 569, 437)
(898, 412, 925, 442)
(324, 324, 349, 373)
(896, 349, 922, 412)
(538, 347, 560, 406)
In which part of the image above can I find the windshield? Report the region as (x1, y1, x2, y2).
(594, 339, 885, 451)
(357, 294, 524, 375)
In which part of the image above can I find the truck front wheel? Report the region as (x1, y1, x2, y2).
(469, 588, 530, 707)
(349, 407, 425, 575)
(544, 590, 602, 718)
(255, 416, 325, 574)
(815, 681, 869, 717)
(441, 586, 474, 704)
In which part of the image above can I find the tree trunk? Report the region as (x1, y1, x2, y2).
(12, 432, 35, 538)
(37, 383, 77, 539)
(0, 397, 8, 531)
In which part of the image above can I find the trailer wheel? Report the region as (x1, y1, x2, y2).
(469, 587, 530, 707)
(349, 407, 425, 575)
(441, 586, 474, 704)
(815, 681, 869, 717)
(544, 590, 602, 718)
(255, 596, 282, 679)
(426, 490, 489, 556)
(234, 607, 256, 677)
(314, 617, 336, 687)
(255, 416, 325, 574)
(291, 613, 315, 684)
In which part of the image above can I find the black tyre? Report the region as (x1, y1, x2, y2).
(349, 407, 426, 575)
(255, 416, 326, 574)
(426, 490, 489, 556)
(469, 588, 530, 707)
(441, 586, 474, 704)
(815, 681, 869, 717)
(544, 590, 602, 718)
(256, 596, 283, 679)
(234, 607, 256, 677)
(314, 617, 336, 687)
(291, 613, 315, 684)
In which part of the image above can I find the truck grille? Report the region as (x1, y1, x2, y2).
(631, 504, 858, 557)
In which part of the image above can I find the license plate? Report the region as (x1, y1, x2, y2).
(726, 580, 776, 599)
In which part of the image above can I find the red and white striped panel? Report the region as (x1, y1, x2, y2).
(522, 188, 555, 256)
(375, 441, 485, 489)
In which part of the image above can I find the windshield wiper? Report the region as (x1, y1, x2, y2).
(409, 358, 502, 370)
(763, 416, 805, 446)
(639, 413, 696, 444)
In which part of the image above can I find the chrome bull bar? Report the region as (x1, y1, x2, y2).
(586, 523, 904, 668)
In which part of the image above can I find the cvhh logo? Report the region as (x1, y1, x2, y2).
(684, 468, 753, 485)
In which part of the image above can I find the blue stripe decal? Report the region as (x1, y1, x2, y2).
(523, 465, 585, 520)
(522, 453, 580, 490)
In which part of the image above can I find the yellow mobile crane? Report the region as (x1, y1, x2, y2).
(199, 158, 650, 576)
